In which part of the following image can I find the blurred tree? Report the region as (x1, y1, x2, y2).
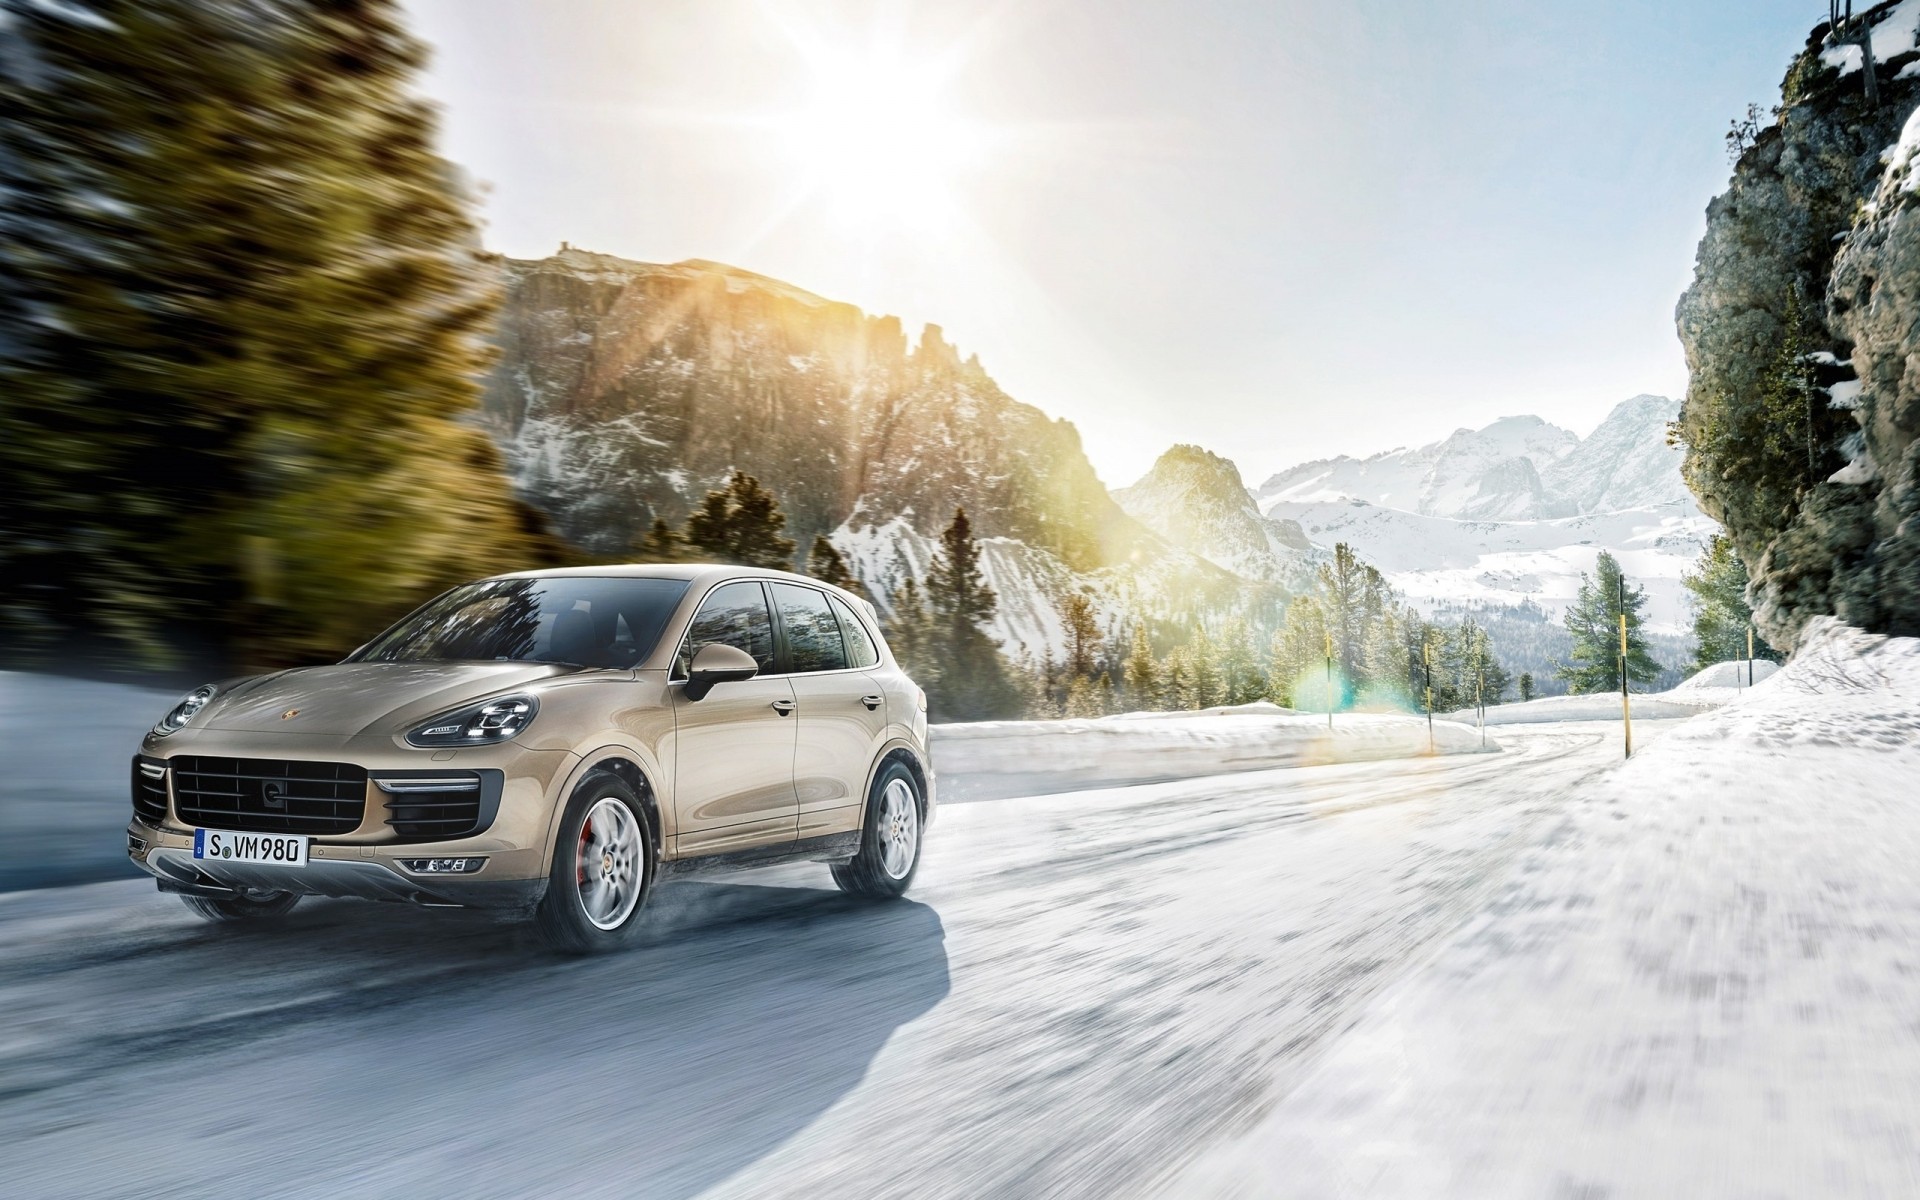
(1519, 672, 1536, 703)
(0, 0, 544, 671)
(924, 507, 1021, 720)
(1684, 534, 1779, 670)
(805, 534, 861, 595)
(632, 517, 686, 563)
(682, 471, 796, 569)
(1557, 551, 1660, 693)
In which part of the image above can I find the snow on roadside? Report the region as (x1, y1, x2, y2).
(1443, 659, 1782, 726)
(1176, 619, 1920, 1198)
(933, 702, 1493, 802)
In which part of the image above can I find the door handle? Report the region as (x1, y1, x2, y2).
(770, 699, 796, 716)
(860, 695, 883, 710)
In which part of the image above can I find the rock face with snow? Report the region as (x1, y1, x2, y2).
(1676, 5, 1920, 648)
(479, 249, 1272, 656)
(1541, 395, 1689, 513)
(481, 249, 1145, 570)
(1111, 445, 1316, 586)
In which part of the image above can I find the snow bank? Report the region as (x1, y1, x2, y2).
(1445, 659, 1783, 726)
(932, 703, 1494, 802)
(1178, 619, 1920, 1197)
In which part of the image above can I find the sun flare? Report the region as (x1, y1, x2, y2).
(776, 43, 989, 233)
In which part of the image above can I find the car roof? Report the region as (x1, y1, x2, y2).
(490, 562, 850, 592)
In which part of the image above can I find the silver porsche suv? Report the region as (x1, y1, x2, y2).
(126, 565, 933, 953)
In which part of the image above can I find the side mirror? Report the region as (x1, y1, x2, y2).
(682, 642, 759, 701)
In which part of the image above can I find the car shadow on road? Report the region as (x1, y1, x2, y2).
(24, 879, 952, 1200)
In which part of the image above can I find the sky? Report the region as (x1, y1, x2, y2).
(406, 0, 1822, 488)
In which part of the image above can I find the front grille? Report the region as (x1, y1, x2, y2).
(377, 772, 494, 841)
(171, 756, 366, 835)
(131, 757, 169, 824)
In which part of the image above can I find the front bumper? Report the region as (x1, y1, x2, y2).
(129, 824, 547, 910)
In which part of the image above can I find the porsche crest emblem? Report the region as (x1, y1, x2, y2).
(280, 708, 300, 720)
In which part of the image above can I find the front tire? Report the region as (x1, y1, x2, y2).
(831, 761, 923, 899)
(179, 891, 301, 922)
(532, 773, 656, 954)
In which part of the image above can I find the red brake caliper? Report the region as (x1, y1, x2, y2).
(577, 817, 591, 886)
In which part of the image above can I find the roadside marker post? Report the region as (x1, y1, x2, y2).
(1747, 624, 1755, 688)
(1324, 629, 1334, 731)
(1422, 638, 1434, 754)
(1619, 576, 1632, 759)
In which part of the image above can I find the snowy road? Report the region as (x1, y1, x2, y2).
(0, 722, 1658, 1199)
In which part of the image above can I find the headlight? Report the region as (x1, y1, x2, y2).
(406, 694, 539, 748)
(152, 684, 218, 737)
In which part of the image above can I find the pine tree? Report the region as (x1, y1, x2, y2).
(1123, 623, 1159, 712)
(924, 508, 1020, 720)
(1557, 551, 1661, 693)
(1268, 595, 1329, 708)
(1317, 543, 1370, 681)
(1161, 647, 1196, 710)
(1684, 534, 1778, 670)
(1181, 624, 1218, 709)
(633, 517, 686, 563)
(0, 0, 536, 670)
(1060, 591, 1103, 679)
(682, 471, 797, 569)
(1064, 673, 1104, 718)
(1519, 672, 1536, 703)
(806, 535, 861, 595)
(1216, 618, 1267, 705)
(884, 575, 936, 683)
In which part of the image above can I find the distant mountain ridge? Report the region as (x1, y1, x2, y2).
(1249, 397, 1712, 636)
(1254, 397, 1689, 521)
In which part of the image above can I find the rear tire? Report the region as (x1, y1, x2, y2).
(179, 892, 301, 922)
(532, 773, 656, 954)
(831, 760, 923, 899)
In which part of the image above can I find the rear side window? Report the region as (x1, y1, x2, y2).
(677, 582, 775, 675)
(772, 583, 849, 673)
(830, 595, 880, 669)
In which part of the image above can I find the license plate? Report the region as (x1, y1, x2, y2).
(192, 829, 309, 868)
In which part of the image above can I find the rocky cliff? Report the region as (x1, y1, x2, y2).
(1676, 1, 1920, 648)
(481, 249, 1148, 570)
(478, 248, 1273, 655)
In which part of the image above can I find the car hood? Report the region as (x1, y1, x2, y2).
(200, 661, 585, 737)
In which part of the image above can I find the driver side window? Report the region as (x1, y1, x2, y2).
(675, 582, 775, 676)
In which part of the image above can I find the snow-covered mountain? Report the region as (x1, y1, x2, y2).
(1256, 414, 1579, 520)
(1254, 398, 1687, 521)
(1540, 395, 1689, 513)
(1111, 445, 1318, 587)
(1254, 397, 1711, 635)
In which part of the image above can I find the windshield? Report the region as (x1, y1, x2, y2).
(348, 577, 690, 668)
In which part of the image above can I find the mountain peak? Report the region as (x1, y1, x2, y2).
(1113, 445, 1314, 583)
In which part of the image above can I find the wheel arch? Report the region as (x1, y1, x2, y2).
(865, 741, 931, 825)
(543, 747, 666, 872)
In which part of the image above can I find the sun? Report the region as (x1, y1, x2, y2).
(775, 42, 990, 233)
